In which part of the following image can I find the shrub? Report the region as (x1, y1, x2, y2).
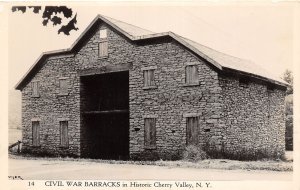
(205, 145, 285, 161)
(130, 150, 160, 161)
(285, 95, 293, 150)
(182, 145, 208, 162)
(19, 148, 79, 158)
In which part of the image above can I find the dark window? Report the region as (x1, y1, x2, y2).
(99, 41, 108, 57)
(60, 121, 69, 147)
(239, 77, 250, 87)
(144, 118, 156, 149)
(32, 81, 40, 97)
(59, 78, 69, 95)
(32, 121, 40, 146)
(186, 117, 199, 145)
(267, 85, 275, 91)
(143, 69, 155, 87)
(185, 65, 199, 84)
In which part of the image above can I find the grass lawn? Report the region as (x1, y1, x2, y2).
(9, 153, 293, 172)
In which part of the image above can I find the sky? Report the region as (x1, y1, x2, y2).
(8, 2, 297, 90)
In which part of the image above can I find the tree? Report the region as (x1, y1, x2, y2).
(12, 6, 78, 35)
(282, 69, 293, 95)
(285, 94, 293, 150)
(282, 69, 293, 150)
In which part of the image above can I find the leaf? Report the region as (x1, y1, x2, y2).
(28, 6, 41, 14)
(42, 6, 73, 20)
(12, 6, 26, 13)
(58, 14, 78, 35)
(51, 16, 62, 26)
(58, 6, 73, 18)
(12, 5, 79, 36)
(42, 19, 48, 26)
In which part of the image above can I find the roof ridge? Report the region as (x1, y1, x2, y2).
(98, 14, 155, 34)
(15, 15, 288, 90)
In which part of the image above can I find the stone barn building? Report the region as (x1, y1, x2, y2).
(16, 15, 288, 160)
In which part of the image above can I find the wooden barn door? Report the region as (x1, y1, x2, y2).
(186, 117, 198, 145)
(32, 121, 40, 146)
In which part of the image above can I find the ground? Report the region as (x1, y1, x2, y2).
(8, 128, 293, 180)
(8, 156, 292, 180)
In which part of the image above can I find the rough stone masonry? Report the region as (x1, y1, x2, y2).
(16, 15, 287, 160)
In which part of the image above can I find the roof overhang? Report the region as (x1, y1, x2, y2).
(15, 14, 288, 90)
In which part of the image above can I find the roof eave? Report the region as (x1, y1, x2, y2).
(222, 67, 289, 88)
(15, 49, 72, 90)
(15, 15, 136, 90)
(15, 15, 285, 91)
(168, 32, 223, 71)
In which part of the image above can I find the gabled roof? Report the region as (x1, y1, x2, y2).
(15, 14, 288, 90)
(102, 15, 154, 36)
(179, 36, 286, 84)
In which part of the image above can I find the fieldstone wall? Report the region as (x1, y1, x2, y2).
(129, 43, 224, 160)
(21, 20, 285, 160)
(218, 75, 286, 159)
(21, 22, 135, 157)
(21, 54, 81, 157)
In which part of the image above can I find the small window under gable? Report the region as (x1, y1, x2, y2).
(185, 64, 199, 85)
(59, 78, 69, 95)
(144, 117, 156, 149)
(99, 29, 108, 58)
(32, 81, 40, 97)
(99, 41, 108, 57)
(99, 29, 107, 39)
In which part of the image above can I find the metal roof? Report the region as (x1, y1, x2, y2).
(15, 14, 288, 90)
(178, 36, 287, 84)
(102, 15, 155, 37)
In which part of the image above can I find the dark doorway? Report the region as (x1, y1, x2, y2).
(80, 71, 129, 159)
